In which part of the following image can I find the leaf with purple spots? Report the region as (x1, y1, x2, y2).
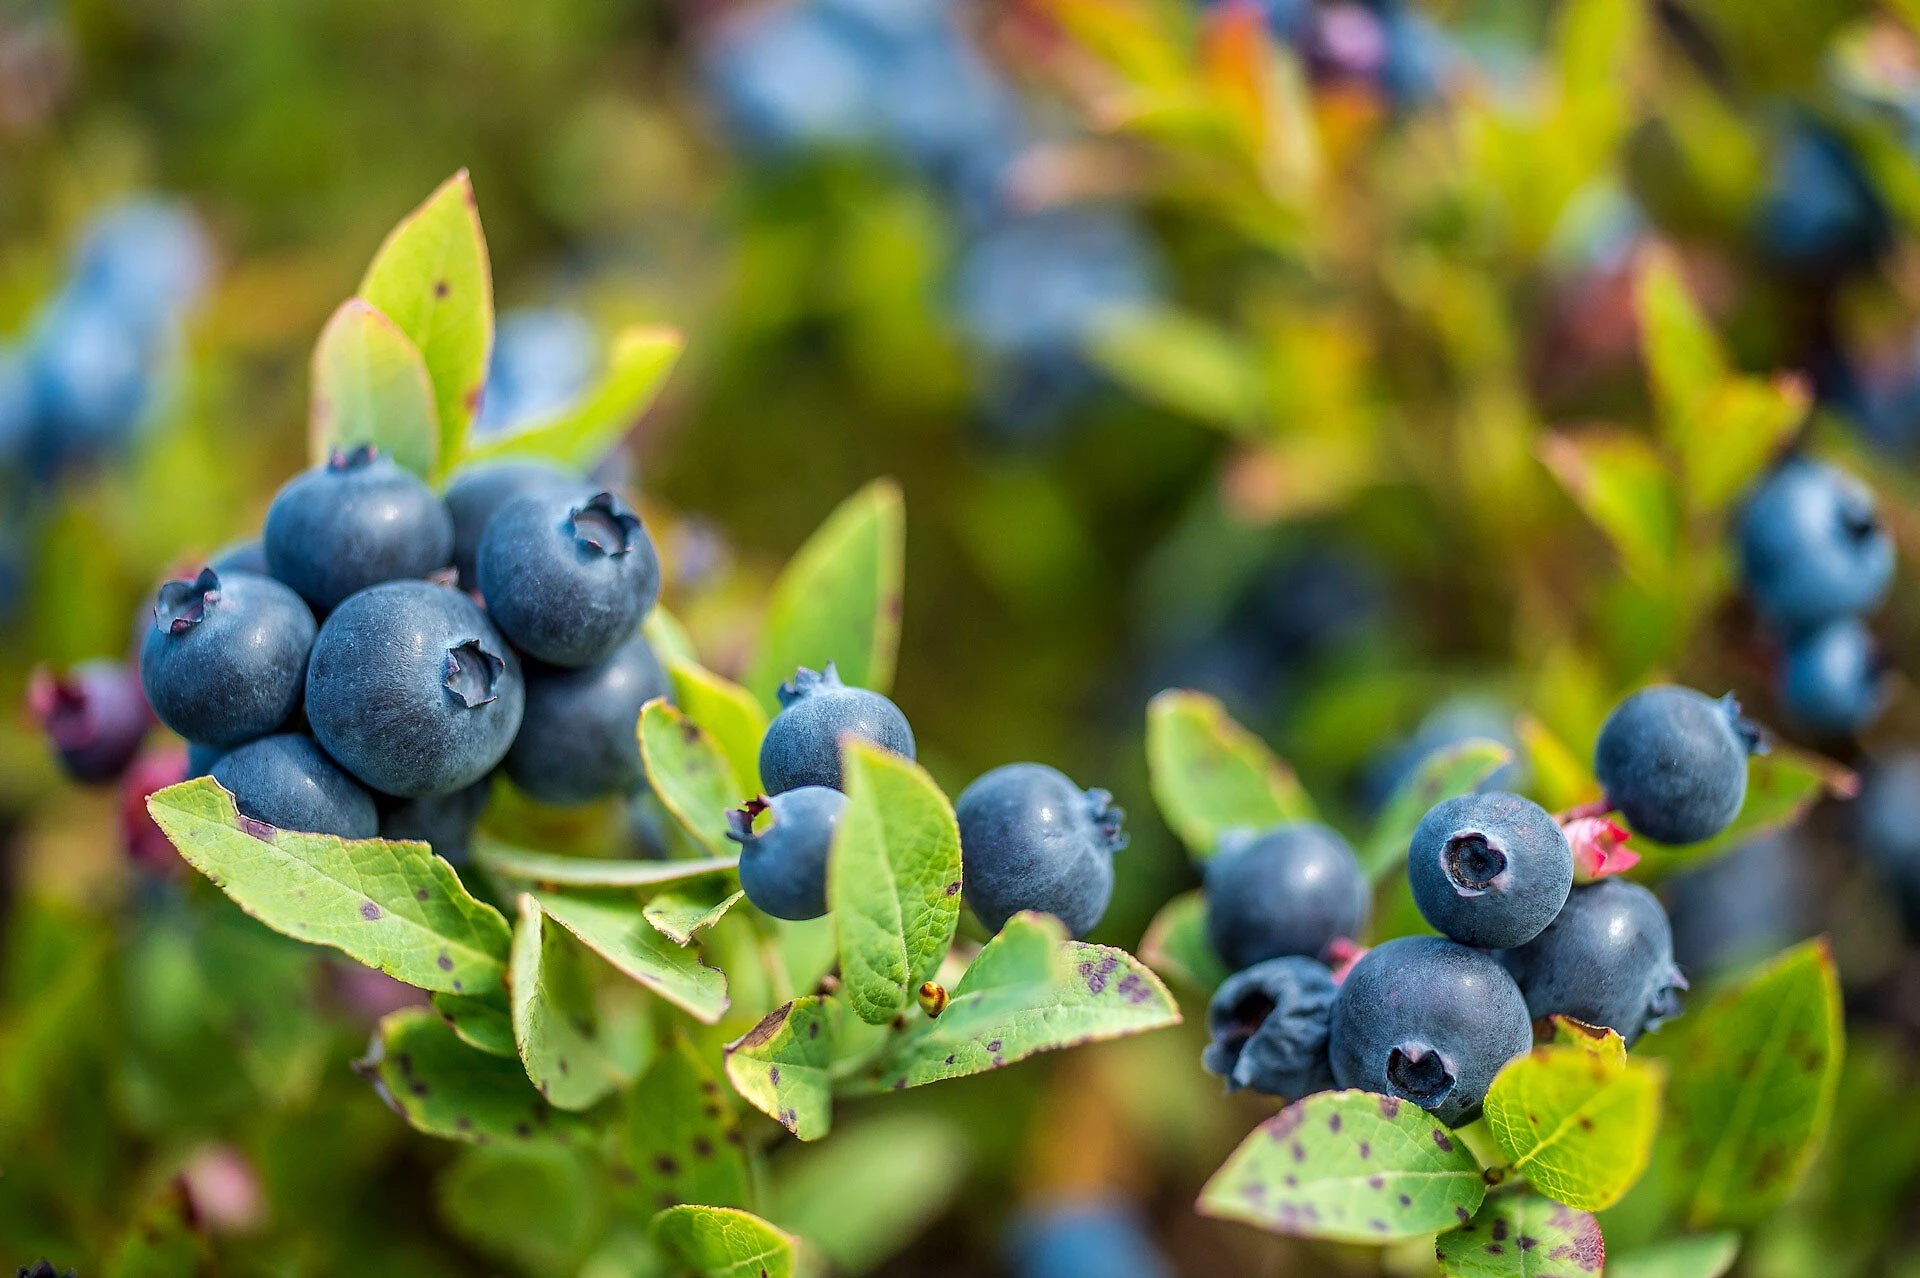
(650, 1204, 796, 1278)
(1643, 939, 1843, 1228)
(857, 913, 1179, 1092)
(642, 698, 755, 856)
(1360, 737, 1515, 879)
(509, 895, 638, 1112)
(1145, 690, 1316, 860)
(460, 324, 685, 473)
(356, 1006, 591, 1146)
(1483, 1033, 1664, 1211)
(1197, 1089, 1485, 1243)
(532, 890, 730, 1024)
(1139, 888, 1229, 995)
(148, 777, 511, 997)
(1435, 1192, 1604, 1277)
(627, 1030, 753, 1212)
(725, 995, 838, 1141)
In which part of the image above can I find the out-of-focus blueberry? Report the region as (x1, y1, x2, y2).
(1666, 833, 1809, 980)
(1781, 616, 1886, 735)
(69, 199, 209, 329)
(706, 4, 882, 155)
(1007, 1198, 1173, 1278)
(1859, 753, 1920, 932)
(474, 309, 599, 437)
(1757, 122, 1890, 281)
(25, 292, 153, 463)
(954, 208, 1158, 360)
(1739, 457, 1893, 633)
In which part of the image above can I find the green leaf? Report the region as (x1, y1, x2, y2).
(1139, 888, 1229, 995)
(767, 1113, 969, 1275)
(1145, 689, 1316, 859)
(104, 1184, 208, 1278)
(1684, 375, 1808, 515)
(725, 995, 838, 1141)
(641, 698, 750, 856)
(437, 1144, 608, 1274)
(1483, 1035, 1664, 1210)
(645, 880, 746, 946)
(358, 1006, 590, 1145)
(1516, 714, 1602, 814)
(460, 326, 684, 471)
(533, 890, 730, 1024)
(650, 1205, 797, 1278)
(1634, 746, 1856, 876)
(1086, 305, 1265, 431)
(1539, 428, 1679, 591)
(829, 739, 963, 1026)
(644, 604, 700, 667)
(310, 297, 440, 478)
(1636, 248, 1725, 440)
(670, 657, 770, 796)
(359, 170, 493, 473)
(1606, 1233, 1741, 1278)
(478, 841, 740, 889)
(434, 990, 517, 1058)
(149, 778, 511, 996)
(1645, 940, 1844, 1228)
(1197, 1089, 1487, 1242)
(1435, 1192, 1605, 1277)
(510, 895, 635, 1111)
(627, 1031, 754, 1211)
(1359, 737, 1515, 879)
(860, 912, 1181, 1091)
(746, 478, 905, 708)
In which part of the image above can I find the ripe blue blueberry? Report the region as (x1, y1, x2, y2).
(1757, 123, 1890, 280)
(1407, 792, 1572, 949)
(728, 785, 847, 921)
(263, 446, 455, 614)
(1739, 458, 1892, 633)
(1204, 824, 1369, 972)
(140, 568, 316, 749)
(209, 538, 271, 577)
(1497, 877, 1687, 1046)
(476, 488, 660, 668)
(1781, 616, 1885, 735)
(1327, 935, 1533, 1128)
(304, 580, 524, 798)
(186, 740, 227, 779)
(28, 660, 152, 784)
(503, 631, 672, 805)
(758, 663, 915, 793)
(1593, 685, 1758, 845)
(955, 762, 1127, 938)
(380, 777, 492, 864)
(210, 734, 378, 839)
(1202, 955, 1338, 1098)
(442, 461, 588, 586)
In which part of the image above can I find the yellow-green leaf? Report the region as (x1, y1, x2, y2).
(725, 994, 839, 1142)
(670, 658, 769, 796)
(1540, 428, 1679, 590)
(1139, 888, 1229, 995)
(1146, 689, 1316, 859)
(357, 1006, 591, 1145)
(462, 325, 684, 471)
(1484, 1035, 1665, 1210)
(1436, 1192, 1605, 1277)
(509, 895, 635, 1111)
(310, 297, 441, 479)
(640, 698, 752, 856)
(650, 1205, 797, 1278)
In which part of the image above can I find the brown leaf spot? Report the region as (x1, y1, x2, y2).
(360, 901, 383, 921)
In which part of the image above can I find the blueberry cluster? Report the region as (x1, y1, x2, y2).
(1738, 456, 1896, 734)
(1203, 684, 1750, 1125)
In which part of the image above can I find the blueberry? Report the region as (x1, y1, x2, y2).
(70, 199, 209, 327)
(186, 740, 227, 778)
(263, 446, 455, 615)
(140, 568, 316, 749)
(1859, 753, 1920, 932)
(955, 763, 1126, 937)
(728, 786, 848, 921)
(1408, 792, 1572, 948)
(1204, 824, 1369, 972)
(705, 2, 882, 155)
(210, 734, 379, 839)
(758, 663, 914, 793)
(1757, 123, 1890, 280)
(121, 746, 190, 874)
(304, 580, 524, 798)
(1007, 1199, 1173, 1278)
(1666, 834, 1808, 980)
(502, 631, 672, 804)
(1497, 877, 1686, 1046)
(475, 488, 660, 668)
(1739, 458, 1893, 633)
(1594, 685, 1758, 845)
(1327, 935, 1533, 1127)
(1202, 956, 1338, 1098)
(209, 538, 271, 577)
(442, 461, 588, 586)
(475, 309, 598, 436)
(1781, 616, 1886, 735)
(28, 660, 152, 784)
(380, 777, 492, 864)
(26, 293, 153, 465)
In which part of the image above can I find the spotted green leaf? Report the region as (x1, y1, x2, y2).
(627, 1031, 754, 1211)
(1138, 888, 1228, 995)
(510, 895, 636, 1111)
(747, 478, 905, 708)
(644, 880, 746, 946)
(148, 778, 510, 997)
(533, 890, 729, 1024)
(650, 1205, 797, 1278)
(1606, 1232, 1741, 1278)
(437, 1145, 608, 1275)
(1634, 747, 1856, 876)
(725, 995, 838, 1142)
(461, 325, 684, 471)
(1484, 1035, 1664, 1210)
(669, 657, 769, 795)
(858, 912, 1180, 1091)
(1197, 1089, 1486, 1243)
(310, 297, 440, 478)
(1539, 428, 1678, 592)
(358, 1006, 590, 1145)
(434, 990, 516, 1057)
(1646, 940, 1843, 1228)
(1146, 689, 1315, 859)
(478, 840, 739, 890)
(829, 739, 962, 1026)
(1360, 737, 1515, 879)
(359, 170, 492, 473)
(641, 698, 750, 856)
(1435, 1192, 1605, 1277)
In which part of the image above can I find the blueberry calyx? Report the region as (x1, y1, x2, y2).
(154, 567, 220, 635)
(327, 443, 379, 472)
(1212, 985, 1279, 1059)
(1442, 831, 1506, 892)
(726, 796, 772, 846)
(1084, 787, 1130, 854)
(1717, 692, 1766, 757)
(1385, 1042, 1454, 1101)
(1644, 964, 1690, 1034)
(777, 661, 845, 708)
(443, 639, 506, 708)
(568, 491, 642, 557)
